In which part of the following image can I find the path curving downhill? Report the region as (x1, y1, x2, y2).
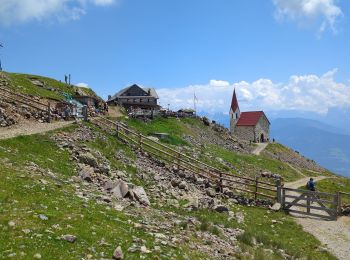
(284, 176, 350, 260)
(0, 121, 73, 140)
(251, 143, 268, 155)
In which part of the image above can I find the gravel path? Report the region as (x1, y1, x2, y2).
(285, 176, 350, 260)
(0, 121, 74, 140)
(251, 143, 268, 155)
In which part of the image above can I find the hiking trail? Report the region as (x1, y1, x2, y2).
(251, 143, 268, 155)
(0, 121, 73, 140)
(284, 176, 350, 260)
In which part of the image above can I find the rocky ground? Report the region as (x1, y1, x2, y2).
(49, 123, 278, 259)
(0, 99, 51, 127)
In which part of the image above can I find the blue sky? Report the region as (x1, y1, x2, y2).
(1, 0, 350, 117)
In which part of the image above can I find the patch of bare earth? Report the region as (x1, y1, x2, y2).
(0, 120, 73, 140)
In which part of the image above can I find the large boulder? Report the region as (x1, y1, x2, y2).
(78, 165, 94, 182)
(111, 180, 130, 199)
(133, 186, 150, 206)
(78, 152, 98, 168)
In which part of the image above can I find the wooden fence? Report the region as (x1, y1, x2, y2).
(281, 187, 339, 220)
(94, 116, 279, 200)
(0, 85, 50, 112)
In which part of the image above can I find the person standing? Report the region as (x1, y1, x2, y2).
(307, 178, 316, 191)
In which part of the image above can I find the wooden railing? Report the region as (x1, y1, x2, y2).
(94, 116, 279, 200)
(0, 85, 49, 113)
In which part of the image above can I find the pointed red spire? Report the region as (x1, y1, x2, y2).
(231, 88, 239, 111)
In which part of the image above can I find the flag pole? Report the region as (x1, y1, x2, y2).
(193, 91, 197, 116)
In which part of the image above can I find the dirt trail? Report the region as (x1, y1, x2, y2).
(251, 143, 268, 155)
(284, 176, 350, 260)
(0, 121, 73, 140)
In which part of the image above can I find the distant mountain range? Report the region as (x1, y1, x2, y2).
(270, 118, 350, 178)
(202, 111, 350, 178)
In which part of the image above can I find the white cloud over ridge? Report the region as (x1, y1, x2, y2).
(0, 0, 116, 25)
(272, 0, 343, 33)
(157, 69, 350, 115)
(76, 82, 89, 88)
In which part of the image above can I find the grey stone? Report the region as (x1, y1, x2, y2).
(206, 188, 216, 197)
(78, 153, 98, 167)
(178, 181, 187, 190)
(61, 234, 77, 243)
(171, 179, 180, 187)
(111, 180, 129, 199)
(270, 202, 281, 211)
(39, 214, 48, 220)
(133, 186, 150, 206)
(113, 246, 124, 259)
(214, 205, 229, 213)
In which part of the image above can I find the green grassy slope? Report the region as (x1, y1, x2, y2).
(313, 178, 350, 204)
(0, 128, 199, 259)
(125, 117, 310, 182)
(1, 72, 98, 101)
(0, 124, 337, 259)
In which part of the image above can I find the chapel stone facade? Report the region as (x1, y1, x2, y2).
(230, 89, 270, 142)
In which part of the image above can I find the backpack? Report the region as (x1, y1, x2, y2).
(306, 181, 310, 190)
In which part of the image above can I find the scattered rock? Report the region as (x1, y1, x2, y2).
(111, 180, 130, 199)
(112, 246, 124, 259)
(39, 214, 48, 220)
(61, 234, 77, 243)
(78, 152, 98, 168)
(140, 245, 151, 254)
(178, 181, 187, 190)
(133, 186, 150, 206)
(270, 202, 281, 211)
(8, 220, 15, 227)
(214, 205, 229, 213)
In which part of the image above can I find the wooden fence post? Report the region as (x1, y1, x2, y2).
(276, 179, 282, 204)
(115, 123, 119, 137)
(47, 102, 51, 123)
(139, 134, 143, 150)
(254, 177, 258, 200)
(306, 193, 311, 214)
(335, 192, 341, 219)
(219, 172, 223, 193)
(176, 151, 180, 171)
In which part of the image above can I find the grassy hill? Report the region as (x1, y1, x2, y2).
(0, 72, 99, 101)
(0, 121, 339, 259)
(124, 117, 326, 182)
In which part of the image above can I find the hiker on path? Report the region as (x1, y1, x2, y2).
(64, 105, 71, 121)
(307, 178, 316, 191)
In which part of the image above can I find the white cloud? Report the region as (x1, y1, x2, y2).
(0, 0, 116, 25)
(76, 82, 89, 88)
(272, 0, 343, 33)
(157, 69, 350, 115)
